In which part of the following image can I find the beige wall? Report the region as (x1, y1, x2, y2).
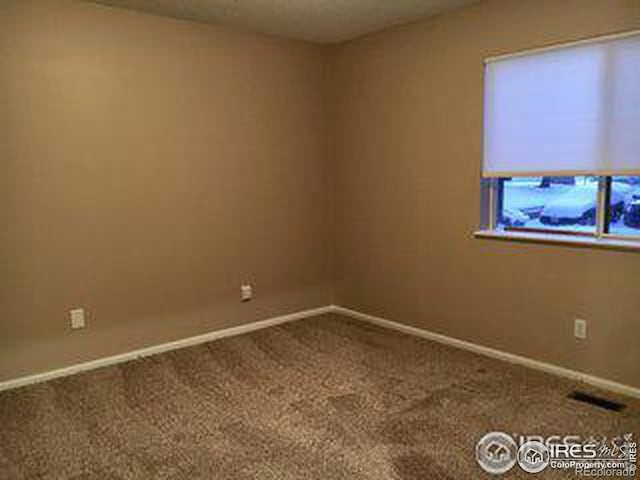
(0, 0, 331, 380)
(329, 0, 640, 388)
(3, 0, 639, 389)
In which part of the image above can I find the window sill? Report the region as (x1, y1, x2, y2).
(474, 230, 640, 252)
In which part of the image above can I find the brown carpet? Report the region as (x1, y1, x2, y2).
(0, 313, 638, 479)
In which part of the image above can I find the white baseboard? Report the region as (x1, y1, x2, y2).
(332, 305, 640, 400)
(0, 305, 333, 393)
(3, 304, 638, 400)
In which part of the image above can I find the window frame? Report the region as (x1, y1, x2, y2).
(481, 176, 640, 244)
(478, 30, 640, 250)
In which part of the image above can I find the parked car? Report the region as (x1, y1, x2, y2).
(540, 183, 629, 226)
(624, 193, 640, 229)
(501, 207, 528, 227)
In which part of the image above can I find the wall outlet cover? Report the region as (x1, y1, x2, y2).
(241, 284, 253, 302)
(70, 308, 86, 329)
(574, 318, 587, 340)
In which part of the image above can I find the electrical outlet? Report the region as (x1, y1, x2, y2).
(70, 308, 86, 329)
(241, 284, 253, 302)
(574, 318, 587, 340)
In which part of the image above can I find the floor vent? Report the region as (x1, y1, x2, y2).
(568, 391, 626, 412)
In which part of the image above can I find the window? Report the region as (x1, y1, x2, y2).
(480, 31, 640, 247)
(499, 176, 598, 234)
(608, 177, 640, 237)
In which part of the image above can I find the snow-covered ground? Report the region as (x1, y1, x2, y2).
(500, 177, 640, 236)
(609, 220, 640, 236)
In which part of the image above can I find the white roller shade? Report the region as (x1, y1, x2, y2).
(483, 31, 640, 178)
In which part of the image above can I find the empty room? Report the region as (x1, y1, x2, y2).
(1, 0, 639, 478)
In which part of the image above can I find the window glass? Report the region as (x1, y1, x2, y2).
(498, 176, 598, 233)
(608, 176, 640, 236)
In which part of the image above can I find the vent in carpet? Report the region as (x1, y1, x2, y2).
(568, 391, 625, 412)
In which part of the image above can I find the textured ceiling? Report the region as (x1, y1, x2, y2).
(87, 0, 480, 44)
